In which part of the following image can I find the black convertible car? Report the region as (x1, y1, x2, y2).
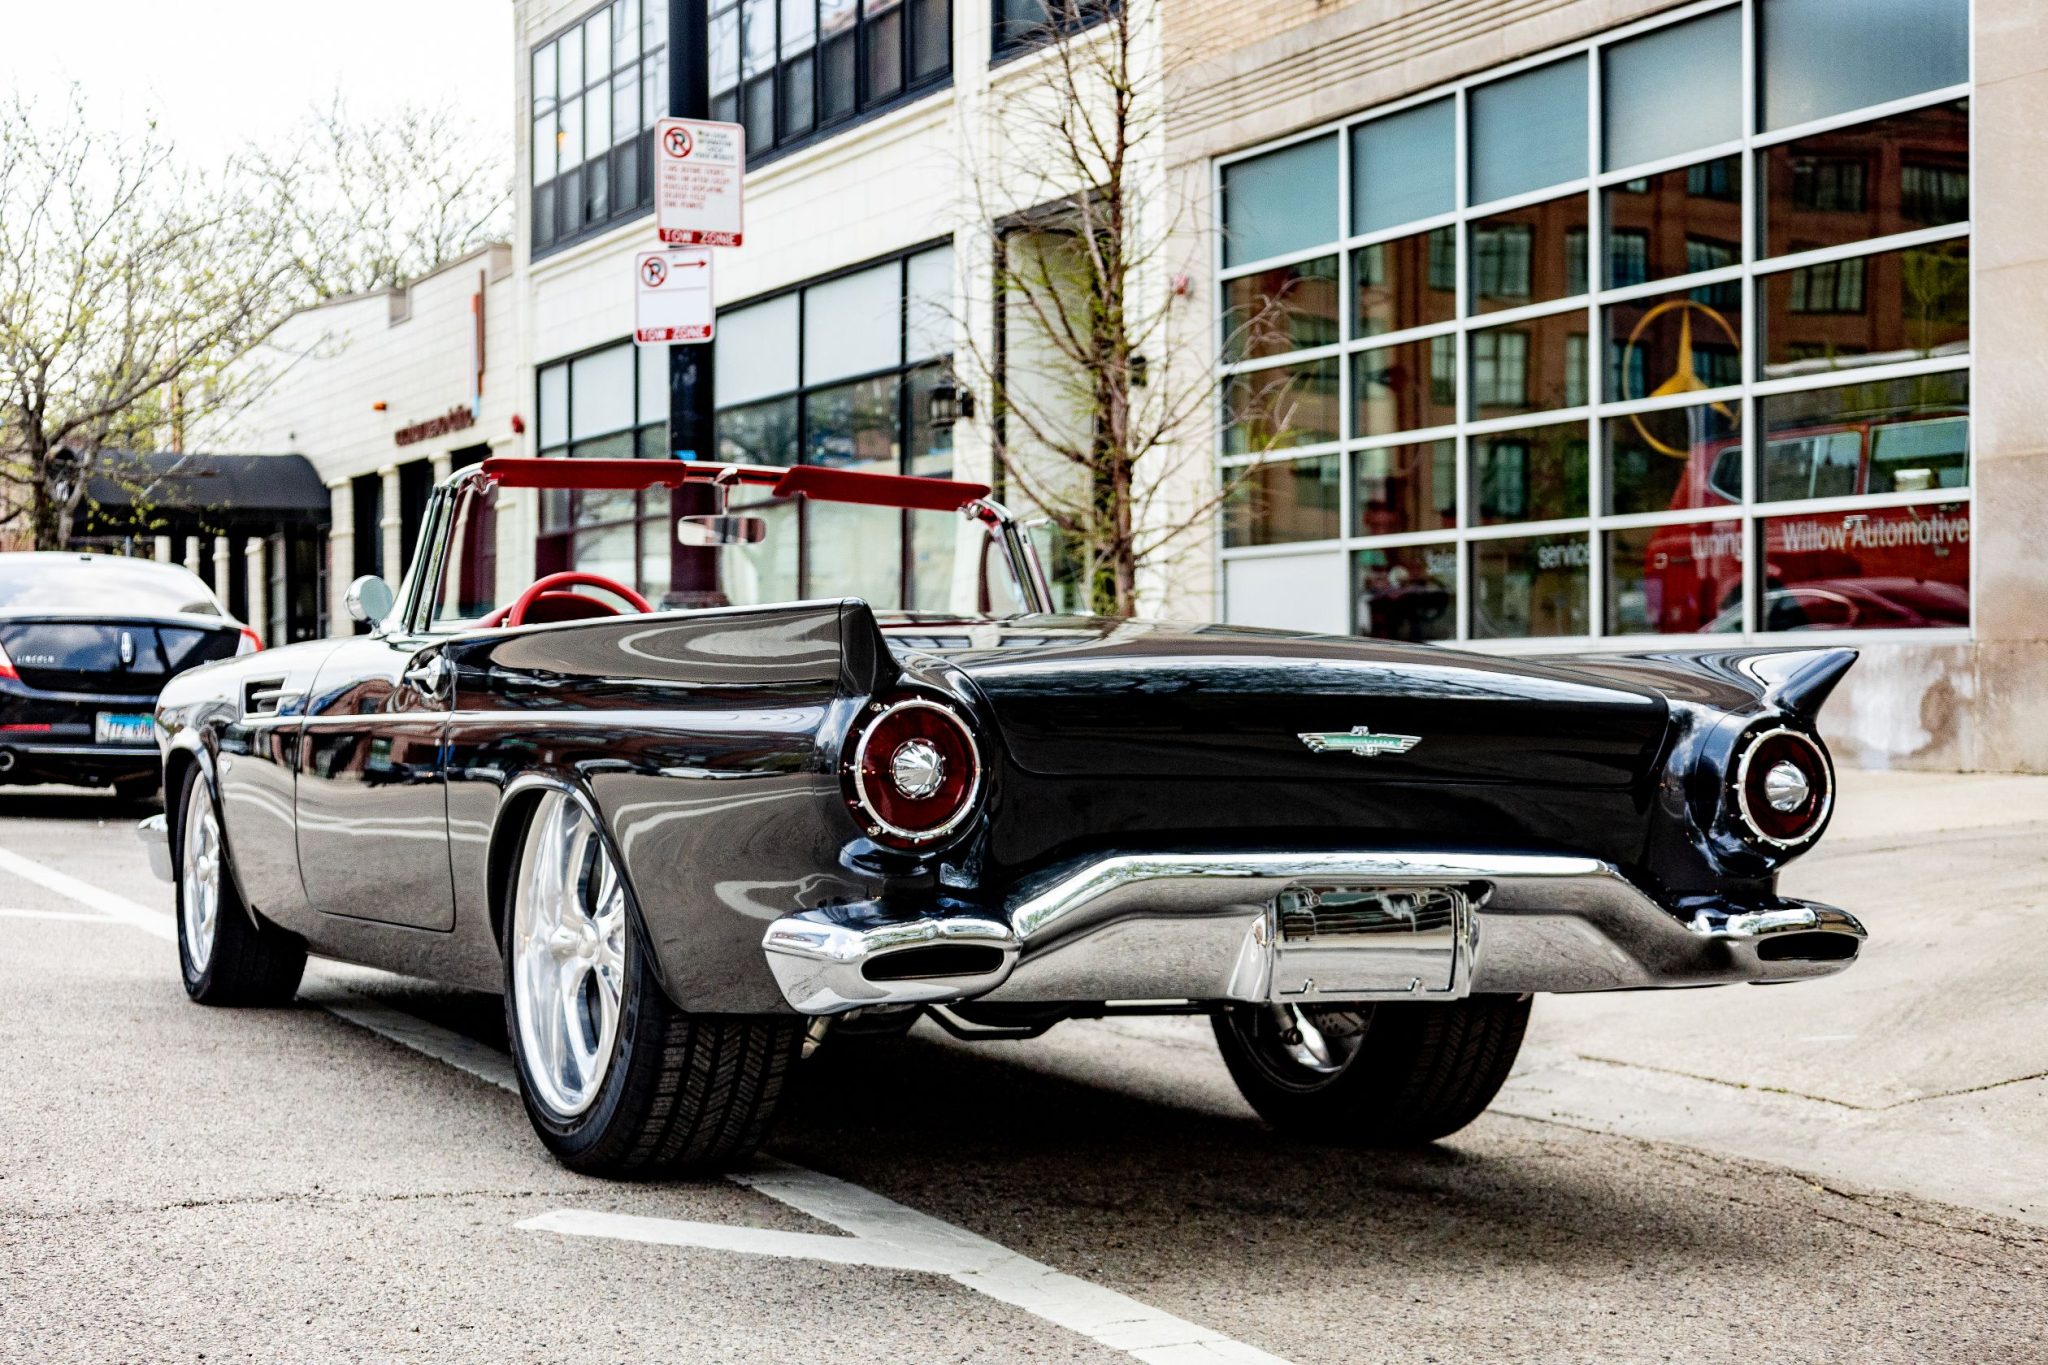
(142, 457, 1864, 1175)
(0, 552, 257, 799)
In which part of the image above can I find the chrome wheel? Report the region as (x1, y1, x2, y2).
(1234, 1003, 1372, 1088)
(511, 792, 629, 1118)
(180, 780, 222, 972)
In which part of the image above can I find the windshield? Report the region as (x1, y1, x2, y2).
(428, 479, 1032, 631)
(0, 554, 222, 617)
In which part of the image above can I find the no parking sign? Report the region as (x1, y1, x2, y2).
(654, 117, 744, 247)
(634, 248, 713, 344)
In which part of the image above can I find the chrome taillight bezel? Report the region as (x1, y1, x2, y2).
(845, 696, 984, 847)
(1731, 725, 1833, 851)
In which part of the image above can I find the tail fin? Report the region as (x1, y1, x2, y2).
(1749, 647, 1858, 719)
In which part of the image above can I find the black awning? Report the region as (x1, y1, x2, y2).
(79, 452, 332, 534)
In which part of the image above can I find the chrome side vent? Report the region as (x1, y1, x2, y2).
(242, 679, 290, 718)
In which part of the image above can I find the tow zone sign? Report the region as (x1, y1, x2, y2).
(634, 248, 713, 344)
(654, 117, 743, 247)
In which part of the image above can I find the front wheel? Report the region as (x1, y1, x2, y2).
(176, 766, 305, 1006)
(504, 789, 803, 1177)
(1213, 995, 1531, 1146)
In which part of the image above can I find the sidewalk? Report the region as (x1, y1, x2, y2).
(1501, 766, 2048, 1226)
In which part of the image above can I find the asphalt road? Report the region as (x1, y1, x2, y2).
(1, 787, 2043, 1364)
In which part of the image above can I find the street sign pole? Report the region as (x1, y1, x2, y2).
(667, 0, 713, 466)
(666, 0, 718, 603)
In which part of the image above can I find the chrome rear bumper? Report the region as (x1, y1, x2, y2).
(760, 851, 1865, 1016)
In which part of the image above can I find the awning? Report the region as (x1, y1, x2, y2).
(78, 452, 331, 534)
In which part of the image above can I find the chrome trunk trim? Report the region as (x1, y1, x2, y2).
(759, 851, 1866, 1015)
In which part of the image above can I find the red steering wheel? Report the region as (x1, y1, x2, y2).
(504, 571, 653, 627)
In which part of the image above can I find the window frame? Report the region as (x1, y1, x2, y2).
(530, 0, 666, 260)
(709, 0, 953, 168)
(1210, 0, 1972, 650)
(709, 238, 958, 608)
(991, 0, 1115, 64)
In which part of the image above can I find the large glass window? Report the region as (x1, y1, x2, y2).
(708, 243, 960, 609)
(532, 0, 664, 254)
(533, 339, 678, 602)
(1214, 0, 1970, 643)
(712, 0, 950, 161)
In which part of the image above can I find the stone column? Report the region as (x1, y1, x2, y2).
(212, 535, 232, 603)
(183, 536, 201, 575)
(379, 464, 403, 582)
(431, 451, 454, 485)
(327, 481, 353, 637)
(244, 536, 268, 643)
(152, 536, 172, 564)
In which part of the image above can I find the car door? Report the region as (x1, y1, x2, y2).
(295, 631, 456, 930)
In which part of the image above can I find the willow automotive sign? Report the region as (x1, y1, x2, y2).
(394, 405, 476, 447)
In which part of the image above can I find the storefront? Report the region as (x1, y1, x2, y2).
(1177, 0, 2038, 769)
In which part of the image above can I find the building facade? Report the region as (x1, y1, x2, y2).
(1169, 0, 2035, 771)
(226, 243, 525, 633)
(238, 0, 2043, 772)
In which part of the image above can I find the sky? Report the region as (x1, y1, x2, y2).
(0, 1, 515, 169)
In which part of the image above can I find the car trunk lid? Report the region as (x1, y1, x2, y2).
(0, 619, 240, 695)
(891, 617, 1671, 791)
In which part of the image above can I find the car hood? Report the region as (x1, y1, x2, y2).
(885, 615, 1671, 790)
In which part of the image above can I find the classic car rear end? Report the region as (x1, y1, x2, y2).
(0, 553, 256, 797)
(144, 456, 1863, 1175)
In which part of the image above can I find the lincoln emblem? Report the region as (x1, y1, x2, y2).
(1298, 726, 1422, 757)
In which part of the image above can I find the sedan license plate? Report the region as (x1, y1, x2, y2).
(95, 712, 155, 745)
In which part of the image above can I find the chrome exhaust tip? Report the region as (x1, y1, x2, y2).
(0, 747, 17, 773)
(762, 913, 1016, 1014)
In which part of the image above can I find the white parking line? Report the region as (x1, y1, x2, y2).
(0, 846, 175, 941)
(0, 906, 123, 923)
(12, 842, 1295, 1365)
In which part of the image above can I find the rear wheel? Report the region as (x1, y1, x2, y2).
(504, 789, 803, 1177)
(1213, 995, 1530, 1145)
(176, 767, 305, 1006)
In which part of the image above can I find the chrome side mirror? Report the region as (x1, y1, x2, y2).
(345, 574, 396, 624)
(676, 514, 768, 547)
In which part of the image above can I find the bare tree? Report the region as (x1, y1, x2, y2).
(250, 95, 511, 300)
(957, 0, 1304, 616)
(0, 93, 305, 549)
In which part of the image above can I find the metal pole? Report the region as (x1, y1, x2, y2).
(667, 0, 714, 466)
(666, 0, 720, 603)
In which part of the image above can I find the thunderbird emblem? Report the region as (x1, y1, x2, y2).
(1298, 726, 1421, 758)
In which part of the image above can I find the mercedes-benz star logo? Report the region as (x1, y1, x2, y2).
(1298, 726, 1422, 757)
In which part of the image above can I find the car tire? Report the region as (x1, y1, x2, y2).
(1212, 995, 1531, 1146)
(504, 788, 803, 1178)
(175, 766, 306, 1006)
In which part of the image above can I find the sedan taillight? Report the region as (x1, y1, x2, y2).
(0, 640, 15, 682)
(236, 627, 264, 654)
(843, 696, 982, 847)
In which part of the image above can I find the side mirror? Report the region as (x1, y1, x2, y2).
(345, 574, 396, 624)
(676, 514, 768, 547)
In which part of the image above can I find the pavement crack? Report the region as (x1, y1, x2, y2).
(1569, 1052, 2048, 1113)
(0, 1186, 582, 1226)
(1569, 1053, 1875, 1109)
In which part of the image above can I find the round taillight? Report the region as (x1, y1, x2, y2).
(1735, 728, 1832, 848)
(846, 697, 982, 846)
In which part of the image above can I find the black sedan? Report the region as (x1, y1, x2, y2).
(0, 552, 258, 799)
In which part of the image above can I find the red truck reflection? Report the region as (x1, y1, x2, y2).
(1635, 410, 1968, 633)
